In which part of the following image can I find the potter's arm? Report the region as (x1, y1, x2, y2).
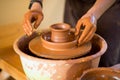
(23, 0, 44, 36)
(75, 0, 116, 45)
(86, 0, 116, 20)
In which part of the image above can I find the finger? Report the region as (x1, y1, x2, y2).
(23, 17, 33, 36)
(85, 32, 94, 43)
(75, 20, 82, 36)
(82, 26, 96, 43)
(26, 19, 33, 31)
(23, 19, 29, 35)
(34, 15, 43, 29)
(25, 13, 33, 31)
(23, 23, 31, 36)
(78, 24, 92, 44)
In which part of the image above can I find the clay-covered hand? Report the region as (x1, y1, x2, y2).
(23, 10, 43, 36)
(75, 15, 97, 45)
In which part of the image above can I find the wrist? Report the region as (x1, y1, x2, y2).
(29, 0, 43, 10)
(86, 9, 99, 20)
(81, 13, 97, 25)
(82, 12, 97, 21)
(30, 2, 42, 11)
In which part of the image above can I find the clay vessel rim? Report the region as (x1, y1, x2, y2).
(41, 35, 77, 45)
(13, 34, 107, 63)
(29, 29, 91, 59)
(41, 30, 77, 45)
(80, 67, 120, 79)
(40, 31, 78, 50)
(82, 67, 120, 73)
(50, 23, 70, 31)
(29, 36, 91, 59)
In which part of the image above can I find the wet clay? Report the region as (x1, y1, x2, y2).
(13, 32, 107, 80)
(80, 68, 120, 80)
(50, 23, 71, 42)
(29, 23, 92, 59)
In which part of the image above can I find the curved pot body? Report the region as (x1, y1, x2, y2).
(13, 33, 107, 80)
(80, 68, 120, 80)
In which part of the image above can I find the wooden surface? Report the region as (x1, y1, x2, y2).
(0, 23, 27, 80)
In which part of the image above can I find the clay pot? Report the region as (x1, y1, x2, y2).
(50, 23, 71, 43)
(80, 67, 120, 80)
(40, 25, 77, 50)
(13, 32, 107, 80)
(29, 23, 92, 59)
(40, 31, 77, 50)
(29, 30, 91, 59)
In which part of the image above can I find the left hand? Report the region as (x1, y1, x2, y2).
(23, 10, 43, 36)
(75, 15, 97, 45)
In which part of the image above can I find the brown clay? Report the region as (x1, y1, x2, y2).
(40, 31, 77, 50)
(13, 32, 107, 80)
(29, 35, 91, 59)
(29, 23, 92, 59)
(80, 68, 120, 80)
(50, 23, 71, 42)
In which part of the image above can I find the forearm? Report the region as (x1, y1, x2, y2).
(86, 0, 116, 20)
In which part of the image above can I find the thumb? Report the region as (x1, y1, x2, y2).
(34, 15, 43, 29)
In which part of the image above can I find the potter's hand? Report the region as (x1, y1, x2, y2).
(75, 15, 97, 45)
(23, 10, 43, 36)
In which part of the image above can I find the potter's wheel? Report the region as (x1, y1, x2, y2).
(29, 23, 92, 59)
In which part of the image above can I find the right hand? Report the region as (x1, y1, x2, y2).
(23, 10, 43, 36)
(75, 15, 97, 45)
